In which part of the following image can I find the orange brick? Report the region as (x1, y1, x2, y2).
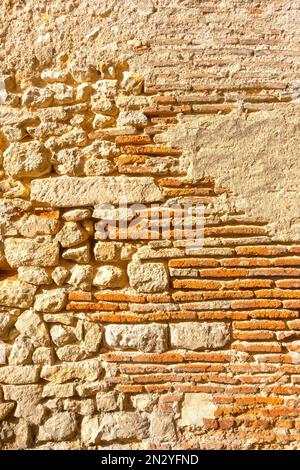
(199, 268, 250, 278)
(283, 300, 300, 309)
(224, 279, 273, 289)
(88, 313, 144, 323)
(205, 226, 266, 237)
(174, 384, 224, 393)
(221, 258, 271, 267)
(197, 312, 248, 320)
(94, 292, 146, 302)
(248, 309, 298, 318)
(232, 341, 282, 353)
(145, 385, 172, 393)
(169, 258, 219, 268)
(233, 331, 275, 341)
(273, 257, 300, 266)
(233, 320, 285, 330)
(231, 299, 282, 309)
(145, 312, 197, 321)
(66, 302, 119, 311)
(68, 291, 93, 301)
(184, 352, 230, 363)
(115, 135, 151, 145)
(131, 352, 184, 364)
(35, 209, 60, 219)
(172, 280, 222, 289)
(146, 293, 172, 303)
(172, 290, 253, 301)
(164, 188, 213, 197)
(255, 289, 300, 299)
(276, 279, 300, 288)
(116, 385, 145, 392)
(120, 145, 181, 155)
(235, 246, 288, 256)
(172, 364, 225, 373)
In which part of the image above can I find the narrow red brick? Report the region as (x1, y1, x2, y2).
(231, 299, 282, 309)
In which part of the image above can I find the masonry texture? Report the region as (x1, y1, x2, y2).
(0, 0, 299, 450)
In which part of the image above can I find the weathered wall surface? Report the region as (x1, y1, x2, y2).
(0, 0, 300, 450)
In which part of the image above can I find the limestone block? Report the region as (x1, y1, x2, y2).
(52, 148, 84, 176)
(15, 309, 50, 346)
(3, 141, 51, 177)
(127, 259, 168, 292)
(68, 264, 93, 290)
(84, 157, 115, 175)
(21, 87, 54, 107)
(41, 359, 102, 383)
(0, 279, 37, 308)
(37, 412, 77, 442)
(62, 243, 91, 263)
(50, 325, 76, 347)
(42, 383, 75, 398)
(51, 267, 70, 286)
(30, 176, 163, 206)
(62, 398, 95, 416)
(150, 412, 177, 442)
(96, 391, 119, 412)
(0, 403, 15, 421)
(81, 412, 149, 445)
(4, 237, 59, 267)
(117, 111, 148, 128)
(105, 324, 168, 353)
(94, 241, 119, 261)
(62, 209, 92, 221)
(170, 322, 230, 350)
(56, 222, 89, 248)
(34, 289, 67, 313)
(18, 267, 52, 285)
(93, 265, 124, 288)
(3, 384, 43, 424)
(0, 366, 40, 384)
(32, 347, 54, 365)
(179, 393, 217, 427)
(8, 335, 34, 365)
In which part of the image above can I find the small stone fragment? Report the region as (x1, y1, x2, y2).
(34, 289, 66, 313)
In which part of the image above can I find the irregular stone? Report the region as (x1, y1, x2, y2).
(51, 266, 70, 286)
(0, 179, 27, 199)
(96, 391, 119, 412)
(94, 241, 119, 261)
(117, 111, 148, 128)
(105, 324, 168, 353)
(44, 313, 73, 325)
(62, 209, 92, 221)
(34, 289, 66, 313)
(52, 148, 84, 176)
(21, 86, 53, 107)
(48, 83, 74, 104)
(41, 69, 69, 83)
(8, 335, 34, 365)
(0, 402, 15, 421)
(180, 393, 217, 426)
(170, 322, 230, 350)
(131, 394, 157, 413)
(45, 128, 88, 151)
(41, 359, 102, 383)
(0, 280, 37, 308)
(84, 157, 115, 175)
(76, 381, 109, 397)
(18, 267, 52, 285)
(93, 79, 117, 97)
(62, 398, 95, 415)
(30, 176, 163, 206)
(4, 237, 59, 267)
(0, 341, 9, 364)
(81, 412, 149, 445)
(83, 322, 102, 353)
(92, 113, 114, 129)
(68, 264, 93, 291)
(37, 412, 77, 442)
(15, 309, 50, 346)
(3, 384, 43, 423)
(50, 325, 76, 347)
(32, 347, 54, 365)
(56, 222, 89, 248)
(0, 366, 40, 384)
(91, 96, 117, 115)
(62, 242, 91, 263)
(3, 141, 51, 177)
(42, 383, 75, 398)
(93, 265, 124, 288)
(56, 345, 87, 362)
(0, 198, 31, 236)
(83, 140, 119, 158)
(150, 412, 177, 442)
(0, 312, 16, 339)
(127, 259, 168, 292)
(17, 214, 61, 237)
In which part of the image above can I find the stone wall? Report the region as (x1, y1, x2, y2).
(0, 0, 300, 450)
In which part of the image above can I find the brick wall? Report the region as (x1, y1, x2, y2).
(0, 0, 299, 450)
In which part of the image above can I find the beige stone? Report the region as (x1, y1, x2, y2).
(62, 243, 91, 263)
(18, 267, 52, 285)
(83, 322, 103, 353)
(50, 325, 76, 347)
(127, 258, 168, 292)
(34, 289, 67, 313)
(150, 412, 177, 442)
(0, 366, 40, 384)
(68, 264, 93, 290)
(81, 412, 149, 445)
(3, 384, 43, 423)
(30, 176, 163, 206)
(8, 335, 34, 365)
(131, 394, 157, 413)
(0, 280, 37, 308)
(179, 393, 217, 427)
(105, 324, 168, 353)
(51, 266, 70, 286)
(32, 347, 54, 365)
(117, 111, 148, 128)
(37, 412, 77, 442)
(41, 359, 102, 383)
(56, 222, 89, 248)
(62, 209, 92, 221)
(3, 141, 51, 177)
(0, 179, 27, 199)
(96, 391, 119, 412)
(94, 241, 119, 261)
(0, 403, 15, 421)
(21, 86, 53, 107)
(4, 237, 59, 267)
(56, 345, 87, 362)
(62, 398, 95, 416)
(93, 265, 124, 289)
(170, 322, 230, 350)
(84, 156, 115, 175)
(52, 148, 84, 176)
(15, 309, 50, 346)
(0, 312, 16, 339)
(42, 383, 75, 398)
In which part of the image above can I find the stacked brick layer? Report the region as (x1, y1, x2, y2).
(0, 61, 299, 450)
